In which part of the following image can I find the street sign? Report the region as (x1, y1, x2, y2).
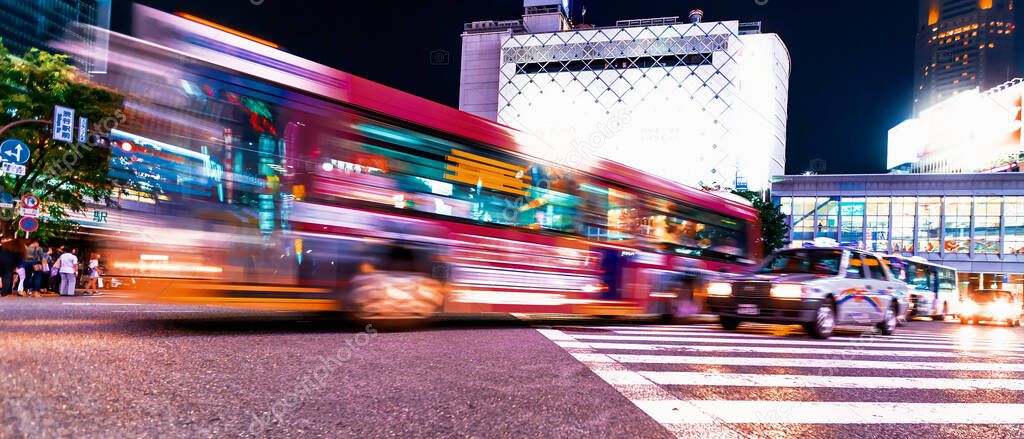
(0, 193, 12, 209)
(21, 194, 39, 210)
(19, 207, 38, 217)
(78, 117, 89, 143)
(53, 105, 75, 143)
(0, 139, 30, 165)
(1, 162, 26, 176)
(18, 216, 38, 233)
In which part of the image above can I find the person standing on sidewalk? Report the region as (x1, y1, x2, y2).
(0, 238, 24, 297)
(25, 240, 45, 296)
(55, 248, 79, 296)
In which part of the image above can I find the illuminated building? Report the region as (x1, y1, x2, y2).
(0, 0, 111, 72)
(914, 0, 1016, 114)
(459, 1, 791, 191)
(889, 78, 1023, 173)
(773, 173, 1024, 294)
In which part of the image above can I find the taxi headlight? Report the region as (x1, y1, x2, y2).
(707, 282, 732, 297)
(770, 284, 806, 299)
(961, 300, 979, 315)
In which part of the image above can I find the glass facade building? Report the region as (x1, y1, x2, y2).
(0, 0, 111, 71)
(773, 173, 1024, 295)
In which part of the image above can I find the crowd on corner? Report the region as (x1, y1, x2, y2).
(0, 238, 103, 298)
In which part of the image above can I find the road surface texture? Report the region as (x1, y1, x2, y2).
(2, 295, 1022, 438)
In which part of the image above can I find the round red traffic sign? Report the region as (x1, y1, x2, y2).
(21, 194, 39, 209)
(18, 216, 38, 233)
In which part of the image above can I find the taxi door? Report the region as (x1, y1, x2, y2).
(839, 252, 872, 323)
(863, 254, 894, 321)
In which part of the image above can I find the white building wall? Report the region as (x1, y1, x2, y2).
(489, 20, 790, 191)
(459, 31, 508, 120)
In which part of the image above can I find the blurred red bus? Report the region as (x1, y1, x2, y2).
(66, 7, 762, 319)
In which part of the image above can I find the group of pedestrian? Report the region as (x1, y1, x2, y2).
(0, 238, 102, 297)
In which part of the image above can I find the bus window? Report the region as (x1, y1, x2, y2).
(579, 181, 637, 242)
(635, 195, 750, 260)
(938, 268, 956, 292)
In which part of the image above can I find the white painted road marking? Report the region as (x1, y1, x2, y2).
(637, 400, 1024, 424)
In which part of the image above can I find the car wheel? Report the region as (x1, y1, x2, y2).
(960, 317, 970, 325)
(720, 316, 741, 330)
(804, 301, 835, 339)
(877, 305, 898, 336)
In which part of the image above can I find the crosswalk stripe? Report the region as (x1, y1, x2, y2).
(608, 330, 1024, 348)
(580, 353, 1024, 372)
(570, 333, 1024, 352)
(636, 400, 1024, 424)
(634, 371, 1024, 390)
(552, 340, 1022, 359)
(608, 325, 1014, 343)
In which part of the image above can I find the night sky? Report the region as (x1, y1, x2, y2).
(107, 1, 993, 175)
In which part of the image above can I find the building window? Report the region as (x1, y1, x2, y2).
(791, 197, 817, 246)
(944, 197, 972, 254)
(866, 197, 890, 253)
(973, 197, 1002, 254)
(917, 197, 941, 253)
(1005, 197, 1024, 255)
(840, 198, 865, 245)
(891, 197, 916, 254)
(815, 197, 839, 241)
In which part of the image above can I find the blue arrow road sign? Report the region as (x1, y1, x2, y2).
(0, 139, 31, 165)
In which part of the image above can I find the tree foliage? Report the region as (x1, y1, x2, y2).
(732, 189, 790, 257)
(0, 39, 124, 241)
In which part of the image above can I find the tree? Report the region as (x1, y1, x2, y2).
(732, 189, 790, 257)
(0, 39, 124, 241)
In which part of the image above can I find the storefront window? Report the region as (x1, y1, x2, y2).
(1004, 197, 1024, 255)
(791, 197, 817, 246)
(891, 197, 916, 254)
(815, 197, 839, 241)
(840, 198, 865, 245)
(866, 197, 890, 253)
(917, 197, 941, 253)
(944, 197, 972, 254)
(973, 197, 1001, 254)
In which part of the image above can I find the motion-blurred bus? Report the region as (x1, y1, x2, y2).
(60, 6, 762, 319)
(883, 255, 959, 320)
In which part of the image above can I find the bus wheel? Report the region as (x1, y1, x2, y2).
(934, 303, 948, 321)
(346, 272, 445, 319)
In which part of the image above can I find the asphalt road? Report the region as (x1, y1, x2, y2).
(2, 295, 1023, 438)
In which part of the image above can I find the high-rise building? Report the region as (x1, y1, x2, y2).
(460, 1, 790, 191)
(0, 0, 112, 72)
(913, 0, 1016, 114)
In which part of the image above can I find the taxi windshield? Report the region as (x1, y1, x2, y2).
(758, 249, 843, 275)
(970, 291, 1013, 303)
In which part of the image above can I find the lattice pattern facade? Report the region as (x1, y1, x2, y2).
(493, 21, 790, 191)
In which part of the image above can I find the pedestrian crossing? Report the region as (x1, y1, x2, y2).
(538, 322, 1024, 438)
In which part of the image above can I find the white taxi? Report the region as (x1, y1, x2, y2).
(706, 247, 910, 338)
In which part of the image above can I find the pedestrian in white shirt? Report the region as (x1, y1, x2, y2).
(55, 249, 79, 296)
